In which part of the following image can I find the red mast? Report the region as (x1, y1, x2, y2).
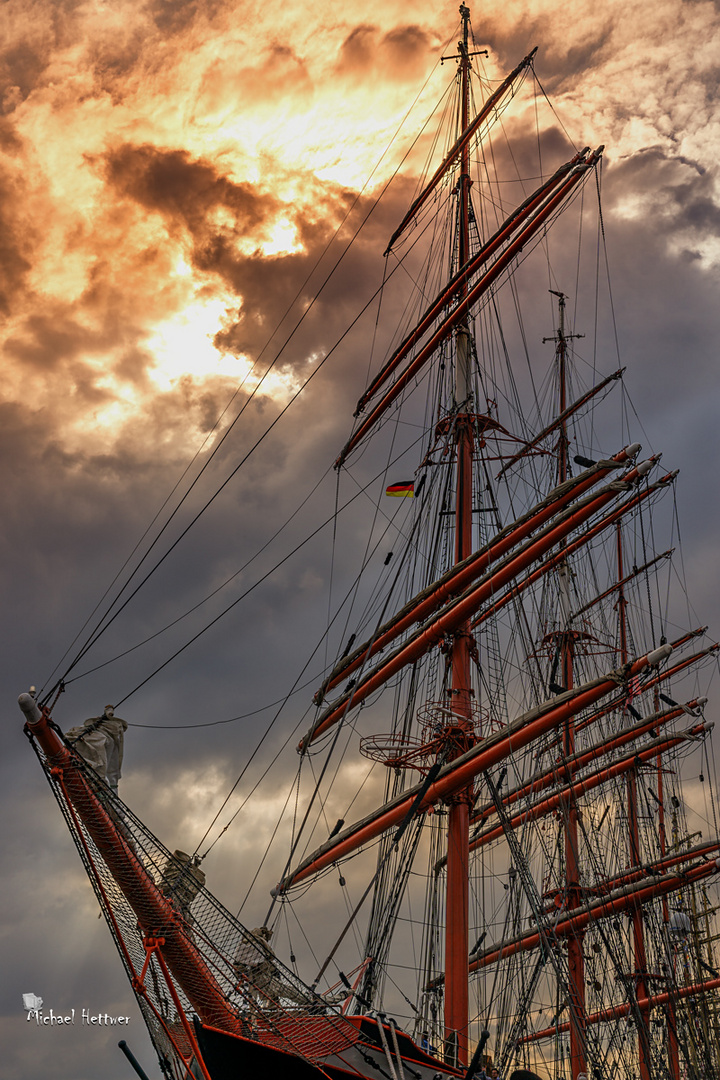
(444, 4, 475, 1066)
(656, 680, 681, 1080)
(546, 291, 587, 1080)
(617, 522, 652, 1080)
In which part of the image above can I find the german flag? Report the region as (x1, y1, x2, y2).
(385, 481, 414, 497)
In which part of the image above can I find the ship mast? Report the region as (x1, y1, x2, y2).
(546, 291, 588, 1080)
(655, 679, 681, 1079)
(444, 4, 475, 1066)
(617, 521, 652, 1079)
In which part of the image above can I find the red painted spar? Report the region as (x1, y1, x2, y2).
(468, 723, 706, 851)
(591, 840, 720, 897)
(316, 443, 639, 704)
(381, 48, 537, 259)
(279, 644, 673, 892)
(366, 149, 586, 412)
(575, 638, 718, 734)
(18, 694, 243, 1038)
(336, 148, 603, 467)
(303, 458, 661, 749)
(469, 472, 675, 633)
(470, 698, 703, 828)
(520, 976, 720, 1044)
(469, 857, 720, 972)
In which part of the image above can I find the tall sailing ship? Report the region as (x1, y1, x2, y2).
(19, 7, 720, 1079)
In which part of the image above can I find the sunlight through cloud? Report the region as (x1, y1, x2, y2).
(146, 295, 246, 390)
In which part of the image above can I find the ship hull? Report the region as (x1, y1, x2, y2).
(196, 1016, 460, 1080)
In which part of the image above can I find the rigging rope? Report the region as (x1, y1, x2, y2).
(40, 57, 460, 708)
(187, 447, 436, 866)
(67, 461, 335, 683)
(111, 431, 427, 706)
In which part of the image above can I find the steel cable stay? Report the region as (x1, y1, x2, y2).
(196, 708, 312, 865)
(472, 843, 535, 1057)
(236, 770, 307, 918)
(65, 460, 335, 684)
(264, 554, 436, 932)
(358, 816, 427, 1012)
(126, 677, 323, 729)
(473, 838, 518, 1043)
(324, 463, 342, 681)
(182, 505, 414, 863)
(668, 480, 705, 635)
(38, 386, 246, 700)
(61, 200, 449, 701)
(382, 87, 456, 268)
(470, 44, 541, 220)
(336, 887, 368, 983)
(299, 735, 365, 869)
(189, 479, 429, 863)
(529, 66, 580, 155)
(39, 55, 466, 707)
(105, 432, 428, 707)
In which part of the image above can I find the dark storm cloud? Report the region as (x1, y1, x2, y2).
(0, 173, 31, 314)
(660, 175, 720, 236)
(147, 0, 219, 36)
(605, 146, 720, 256)
(478, 12, 615, 90)
(245, 43, 314, 98)
(103, 142, 280, 239)
(0, 115, 34, 314)
(209, 195, 379, 359)
(100, 139, 394, 368)
(99, 141, 359, 360)
(0, 39, 47, 105)
(5, 309, 127, 373)
(336, 22, 434, 81)
(338, 24, 376, 70)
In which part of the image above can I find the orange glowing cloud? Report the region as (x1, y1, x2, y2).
(1, 0, 719, 465)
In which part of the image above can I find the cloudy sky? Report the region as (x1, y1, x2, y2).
(2, 0, 720, 1077)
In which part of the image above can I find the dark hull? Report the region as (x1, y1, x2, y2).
(196, 1016, 461, 1080)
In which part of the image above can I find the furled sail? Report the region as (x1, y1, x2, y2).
(281, 645, 673, 892)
